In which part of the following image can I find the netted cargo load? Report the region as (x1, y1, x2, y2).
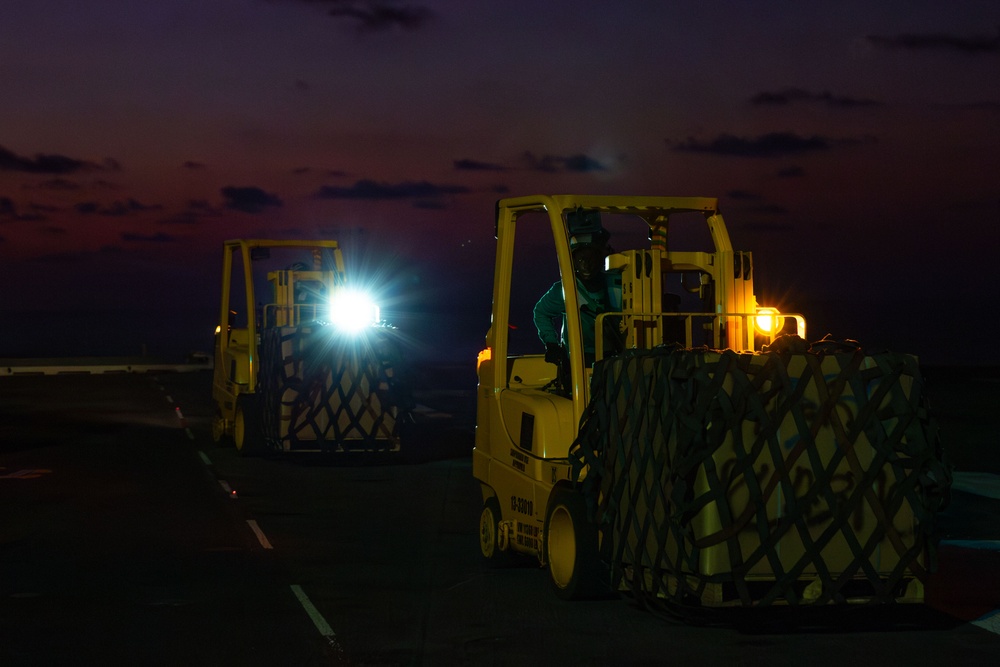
(569, 336, 950, 611)
(258, 325, 411, 452)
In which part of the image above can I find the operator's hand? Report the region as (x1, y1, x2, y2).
(544, 342, 564, 365)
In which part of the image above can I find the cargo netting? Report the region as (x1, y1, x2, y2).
(569, 336, 951, 611)
(258, 326, 411, 452)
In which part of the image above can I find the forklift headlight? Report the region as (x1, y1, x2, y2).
(329, 289, 380, 333)
(754, 307, 784, 336)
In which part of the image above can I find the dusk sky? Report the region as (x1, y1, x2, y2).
(2, 1, 998, 366)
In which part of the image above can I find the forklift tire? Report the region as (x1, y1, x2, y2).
(234, 395, 264, 457)
(544, 486, 609, 600)
(479, 496, 516, 566)
(211, 410, 230, 445)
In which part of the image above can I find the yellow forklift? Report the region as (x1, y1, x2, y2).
(211, 239, 410, 456)
(473, 195, 947, 610)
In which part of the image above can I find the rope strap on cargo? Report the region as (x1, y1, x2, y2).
(258, 326, 410, 451)
(568, 336, 950, 609)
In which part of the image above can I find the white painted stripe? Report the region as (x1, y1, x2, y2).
(218, 480, 237, 498)
(165, 395, 174, 404)
(972, 609, 1000, 635)
(172, 407, 193, 439)
(198, 451, 211, 465)
(290, 585, 336, 638)
(247, 520, 273, 549)
(952, 472, 1000, 500)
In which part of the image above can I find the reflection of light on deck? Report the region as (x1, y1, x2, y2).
(0, 468, 53, 479)
(951, 471, 1000, 500)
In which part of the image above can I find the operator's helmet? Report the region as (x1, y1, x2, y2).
(568, 207, 610, 250)
(569, 228, 610, 250)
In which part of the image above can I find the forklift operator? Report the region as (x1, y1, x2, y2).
(533, 242, 620, 367)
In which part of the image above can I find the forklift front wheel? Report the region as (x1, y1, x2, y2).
(211, 410, 229, 444)
(544, 486, 608, 600)
(234, 395, 264, 457)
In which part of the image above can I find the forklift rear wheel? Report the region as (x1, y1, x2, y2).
(234, 395, 264, 457)
(544, 486, 608, 600)
(479, 496, 515, 566)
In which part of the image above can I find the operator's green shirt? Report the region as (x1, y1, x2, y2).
(533, 276, 619, 357)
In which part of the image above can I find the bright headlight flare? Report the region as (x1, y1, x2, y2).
(754, 307, 784, 336)
(329, 288, 380, 332)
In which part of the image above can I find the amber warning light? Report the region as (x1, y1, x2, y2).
(477, 347, 492, 372)
(754, 307, 784, 337)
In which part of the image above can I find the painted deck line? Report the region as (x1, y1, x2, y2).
(951, 471, 1000, 500)
(972, 609, 1000, 635)
(218, 480, 237, 499)
(290, 585, 336, 638)
(246, 519, 274, 550)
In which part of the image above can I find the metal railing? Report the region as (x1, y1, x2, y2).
(595, 311, 806, 360)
